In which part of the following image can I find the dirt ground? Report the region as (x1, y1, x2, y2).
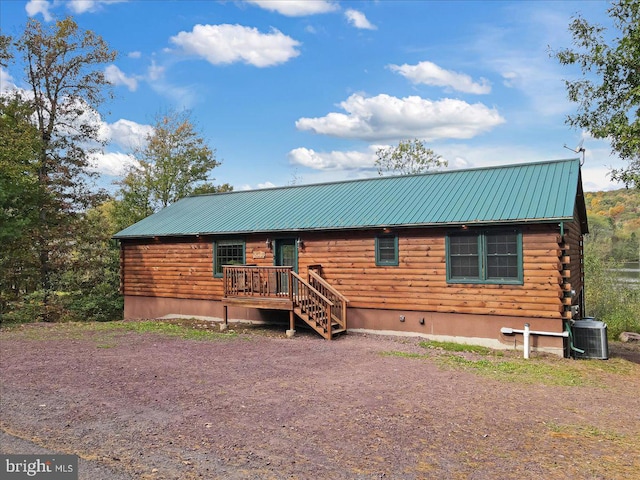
(1, 320, 639, 480)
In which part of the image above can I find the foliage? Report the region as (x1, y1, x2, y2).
(114, 110, 223, 230)
(585, 188, 640, 261)
(583, 239, 640, 338)
(0, 34, 11, 67)
(554, 0, 640, 187)
(375, 138, 447, 176)
(583, 187, 640, 337)
(0, 18, 115, 320)
(0, 96, 42, 309)
(1, 17, 117, 323)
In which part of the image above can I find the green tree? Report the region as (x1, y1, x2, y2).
(57, 203, 124, 322)
(553, 0, 640, 187)
(5, 17, 116, 321)
(0, 95, 42, 313)
(375, 138, 447, 176)
(114, 110, 225, 229)
(0, 34, 11, 67)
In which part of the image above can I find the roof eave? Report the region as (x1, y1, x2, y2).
(113, 217, 574, 240)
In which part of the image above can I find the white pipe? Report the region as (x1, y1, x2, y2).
(500, 327, 569, 337)
(500, 325, 569, 359)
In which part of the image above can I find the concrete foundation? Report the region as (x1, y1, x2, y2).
(123, 295, 566, 356)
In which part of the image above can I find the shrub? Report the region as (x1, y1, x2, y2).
(584, 243, 640, 338)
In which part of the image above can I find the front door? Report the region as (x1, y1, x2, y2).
(275, 239, 297, 293)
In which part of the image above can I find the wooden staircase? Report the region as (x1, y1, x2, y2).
(223, 266, 348, 340)
(290, 271, 347, 339)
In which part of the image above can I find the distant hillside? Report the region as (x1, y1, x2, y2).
(586, 188, 640, 232)
(585, 188, 640, 261)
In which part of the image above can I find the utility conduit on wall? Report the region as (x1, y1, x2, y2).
(501, 324, 569, 359)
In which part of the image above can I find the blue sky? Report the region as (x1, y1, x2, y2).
(0, 0, 626, 192)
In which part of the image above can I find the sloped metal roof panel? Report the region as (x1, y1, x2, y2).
(113, 158, 584, 238)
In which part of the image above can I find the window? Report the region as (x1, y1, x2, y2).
(376, 235, 398, 266)
(213, 240, 245, 277)
(447, 230, 522, 284)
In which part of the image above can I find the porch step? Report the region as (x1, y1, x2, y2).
(293, 307, 345, 340)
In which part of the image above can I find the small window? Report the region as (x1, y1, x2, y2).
(213, 240, 245, 277)
(376, 235, 398, 266)
(447, 230, 522, 284)
(449, 235, 480, 278)
(486, 233, 519, 280)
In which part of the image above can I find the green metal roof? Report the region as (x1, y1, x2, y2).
(113, 158, 588, 239)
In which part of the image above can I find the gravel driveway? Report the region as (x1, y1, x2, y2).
(1, 321, 639, 479)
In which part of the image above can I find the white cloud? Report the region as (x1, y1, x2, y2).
(238, 181, 277, 190)
(147, 60, 165, 81)
(468, 9, 579, 117)
(67, 0, 128, 14)
(142, 60, 197, 107)
(296, 93, 505, 141)
(389, 61, 491, 94)
(104, 65, 138, 92)
(497, 60, 569, 116)
(288, 146, 379, 170)
(0, 67, 17, 93)
(26, 0, 126, 18)
(68, 0, 97, 13)
(344, 9, 376, 30)
(25, 0, 53, 21)
(170, 24, 301, 68)
(246, 0, 339, 17)
(128, 51, 142, 59)
(150, 81, 198, 109)
(89, 151, 138, 176)
(101, 118, 154, 151)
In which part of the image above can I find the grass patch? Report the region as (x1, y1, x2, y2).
(381, 340, 639, 387)
(418, 340, 495, 355)
(437, 355, 593, 386)
(0, 319, 236, 343)
(381, 351, 429, 359)
(90, 320, 234, 341)
(545, 421, 635, 445)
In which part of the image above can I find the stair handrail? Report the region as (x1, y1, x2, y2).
(308, 270, 348, 331)
(308, 270, 349, 304)
(290, 271, 333, 306)
(290, 271, 335, 338)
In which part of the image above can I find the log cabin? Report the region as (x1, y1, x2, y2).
(113, 158, 588, 356)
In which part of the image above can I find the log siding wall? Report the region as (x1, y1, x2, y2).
(120, 221, 583, 321)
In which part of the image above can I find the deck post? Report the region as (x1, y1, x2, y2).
(220, 305, 228, 331)
(286, 310, 296, 338)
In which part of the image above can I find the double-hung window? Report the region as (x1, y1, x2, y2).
(447, 230, 522, 284)
(213, 240, 245, 277)
(376, 235, 399, 266)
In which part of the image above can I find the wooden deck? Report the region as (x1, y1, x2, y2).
(222, 266, 348, 339)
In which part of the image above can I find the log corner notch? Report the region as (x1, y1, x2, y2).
(559, 231, 573, 321)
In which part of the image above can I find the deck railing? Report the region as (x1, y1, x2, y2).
(223, 265, 292, 298)
(223, 265, 346, 339)
(308, 270, 348, 332)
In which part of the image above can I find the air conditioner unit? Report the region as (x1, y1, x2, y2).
(571, 318, 609, 360)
